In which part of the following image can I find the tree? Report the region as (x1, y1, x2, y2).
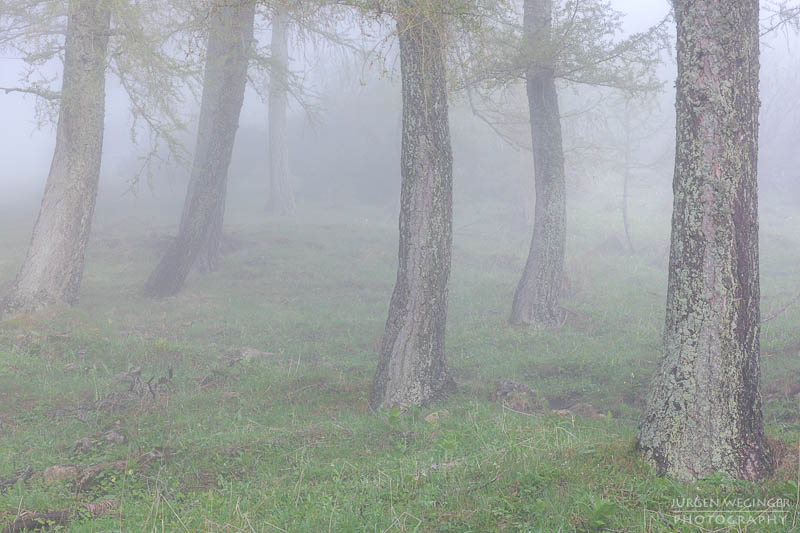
(455, 0, 667, 326)
(0, 0, 189, 316)
(509, 0, 566, 326)
(370, 0, 455, 409)
(143, 0, 256, 296)
(598, 93, 673, 255)
(637, 0, 773, 481)
(1, 0, 111, 316)
(267, 2, 297, 216)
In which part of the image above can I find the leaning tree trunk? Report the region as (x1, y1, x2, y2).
(510, 0, 566, 326)
(143, 0, 255, 296)
(1, 0, 110, 316)
(267, 4, 296, 216)
(370, 0, 454, 409)
(637, 0, 772, 481)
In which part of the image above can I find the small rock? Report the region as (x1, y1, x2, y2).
(102, 429, 127, 444)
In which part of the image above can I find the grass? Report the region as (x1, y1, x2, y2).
(1, 193, 800, 532)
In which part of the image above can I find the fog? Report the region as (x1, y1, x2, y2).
(1, 0, 800, 530)
(0, 0, 673, 214)
(3, 2, 798, 224)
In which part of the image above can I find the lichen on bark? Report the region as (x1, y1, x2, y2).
(637, 0, 772, 481)
(370, 0, 455, 409)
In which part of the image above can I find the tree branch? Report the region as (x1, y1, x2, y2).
(0, 86, 59, 100)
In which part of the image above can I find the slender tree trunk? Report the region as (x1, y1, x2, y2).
(622, 103, 634, 254)
(1, 0, 110, 316)
(637, 0, 772, 481)
(510, 0, 566, 327)
(370, 0, 454, 409)
(267, 4, 296, 216)
(143, 1, 255, 297)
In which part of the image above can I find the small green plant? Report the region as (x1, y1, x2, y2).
(581, 498, 619, 532)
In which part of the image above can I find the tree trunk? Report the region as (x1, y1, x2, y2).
(510, 0, 566, 327)
(637, 0, 772, 481)
(143, 0, 255, 297)
(622, 102, 634, 254)
(370, 0, 454, 409)
(193, 171, 227, 273)
(1, 0, 110, 316)
(267, 4, 296, 216)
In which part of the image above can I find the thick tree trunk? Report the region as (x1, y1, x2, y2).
(1, 0, 110, 316)
(370, 0, 454, 409)
(143, 1, 255, 296)
(637, 0, 772, 481)
(267, 4, 296, 216)
(510, 0, 566, 327)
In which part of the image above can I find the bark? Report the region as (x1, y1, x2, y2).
(267, 4, 296, 216)
(370, 0, 454, 409)
(143, 1, 255, 296)
(510, 0, 566, 327)
(1, 0, 110, 317)
(637, 0, 772, 481)
(193, 170, 227, 273)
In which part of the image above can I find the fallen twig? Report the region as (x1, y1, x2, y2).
(0, 466, 32, 493)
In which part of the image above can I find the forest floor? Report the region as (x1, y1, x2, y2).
(1, 195, 800, 532)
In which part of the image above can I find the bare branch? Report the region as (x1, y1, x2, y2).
(0, 85, 59, 100)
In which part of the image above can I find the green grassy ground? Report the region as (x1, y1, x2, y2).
(1, 195, 799, 532)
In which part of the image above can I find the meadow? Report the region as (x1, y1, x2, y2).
(1, 192, 799, 532)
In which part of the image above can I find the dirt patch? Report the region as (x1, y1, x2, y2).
(553, 402, 602, 419)
(546, 392, 587, 410)
(491, 380, 548, 414)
